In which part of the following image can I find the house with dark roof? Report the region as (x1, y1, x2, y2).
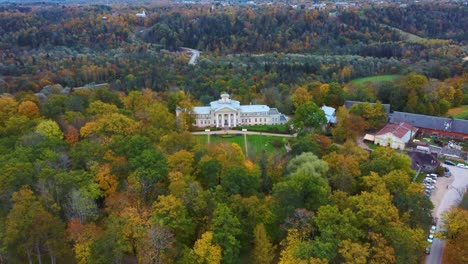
(390, 112, 468, 140)
(344, 100, 391, 115)
(374, 122, 418, 150)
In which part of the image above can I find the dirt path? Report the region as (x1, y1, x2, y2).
(356, 136, 371, 151)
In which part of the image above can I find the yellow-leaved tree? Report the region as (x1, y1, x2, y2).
(193, 231, 222, 264)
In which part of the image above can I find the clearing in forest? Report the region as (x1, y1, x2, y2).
(348, 75, 402, 85)
(446, 105, 468, 120)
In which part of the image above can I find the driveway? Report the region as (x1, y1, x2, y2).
(425, 165, 468, 264)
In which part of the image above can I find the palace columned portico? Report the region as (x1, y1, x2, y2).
(177, 93, 288, 128)
(214, 112, 238, 128)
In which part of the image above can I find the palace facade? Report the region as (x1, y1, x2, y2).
(180, 93, 288, 128)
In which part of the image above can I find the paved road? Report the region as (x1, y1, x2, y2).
(191, 129, 297, 137)
(426, 165, 468, 264)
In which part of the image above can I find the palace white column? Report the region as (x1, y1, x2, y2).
(234, 113, 237, 127)
(222, 114, 225, 127)
(228, 114, 231, 127)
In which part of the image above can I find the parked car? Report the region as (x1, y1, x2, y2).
(425, 178, 436, 184)
(425, 246, 431, 255)
(444, 160, 456, 166)
(443, 167, 452, 177)
(427, 234, 434, 243)
(457, 163, 465, 168)
(430, 225, 437, 234)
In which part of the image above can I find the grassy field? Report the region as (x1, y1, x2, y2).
(349, 75, 402, 85)
(195, 134, 288, 157)
(446, 105, 468, 120)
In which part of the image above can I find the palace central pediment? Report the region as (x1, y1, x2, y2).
(214, 106, 237, 113)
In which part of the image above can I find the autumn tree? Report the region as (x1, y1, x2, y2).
(440, 207, 468, 264)
(323, 151, 361, 194)
(4, 186, 71, 263)
(331, 106, 366, 142)
(35, 119, 63, 140)
(151, 194, 195, 244)
(18, 100, 40, 119)
(193, 231, 222, 264)
(252, 223, 276, 264)
(291, 86, 311, 109)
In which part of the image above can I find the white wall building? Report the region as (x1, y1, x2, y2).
(179, 93, 288, 128)
(374, 122, 418, 150)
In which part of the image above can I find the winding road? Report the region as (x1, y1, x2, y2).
(425, 165, 468, 264)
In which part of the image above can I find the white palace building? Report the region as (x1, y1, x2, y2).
(179, 93, 288, 128)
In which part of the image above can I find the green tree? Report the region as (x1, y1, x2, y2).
(292, 102, 327, 132)
(151, 194, 195, 244)
(273, 157, 330, 218)
(221, 165, 259, 196)
(324, 82, 345, 108)
(212, 203, 241, 264)
(361, 147, 413, 176)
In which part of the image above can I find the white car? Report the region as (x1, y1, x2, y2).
(427, 234, 434, 243)
(457, 163, 466, 168)
(425, 178, 436, 184)
(425, 185, 435, 190)
(430, 225, 436, 234)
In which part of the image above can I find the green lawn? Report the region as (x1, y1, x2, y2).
(195, 134, 288, 157)
(349, 75, 402, 85)
(446, 105, 468, 120)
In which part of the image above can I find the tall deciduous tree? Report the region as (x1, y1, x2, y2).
(212, 203, 241, 264)
(151, 194, 195, 244)
(193, 231, 222, 264)
(35, 119, 63, 140)
(292, 102, 327, 132)
(440, 208, 468, 264)
(252, 223, 275, 264)
(4, 186, 71, 264)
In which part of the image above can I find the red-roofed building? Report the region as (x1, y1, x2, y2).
(374, 122, 418, 150)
